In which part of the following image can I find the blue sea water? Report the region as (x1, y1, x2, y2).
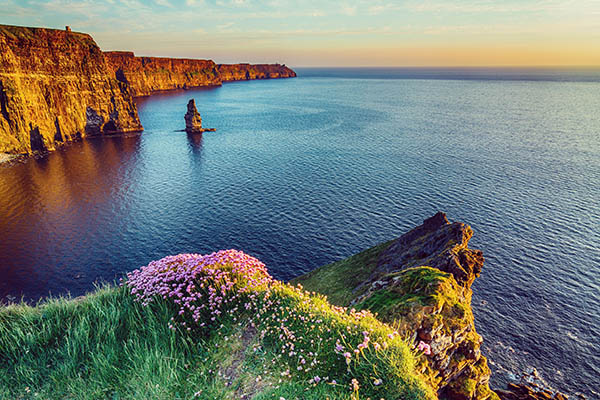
(0, 68, 599, 397)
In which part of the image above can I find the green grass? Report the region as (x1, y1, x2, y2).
(0, 278, 435, 399)
(0, 285, 221, 399)
(291, 240, 393, 306)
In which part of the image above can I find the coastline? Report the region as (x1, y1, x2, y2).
(0, 24, 296, 156)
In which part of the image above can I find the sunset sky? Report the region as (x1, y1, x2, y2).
(1, 0, 600, 66)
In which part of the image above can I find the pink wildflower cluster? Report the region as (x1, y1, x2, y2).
(124, 250, 272, 330)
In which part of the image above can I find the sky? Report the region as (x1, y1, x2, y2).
(1, 0, 600, 67)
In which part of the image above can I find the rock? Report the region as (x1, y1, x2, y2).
(351, 212, 497, 400)
(496, 383, 570, 400)
(217, 63, 297, 82)
(496, 370, 574, 400)
(104, 51, 222, 97)
(185, 99, 203, 133)
(104, 53, 297, 97)
(0, 24, 142, 154)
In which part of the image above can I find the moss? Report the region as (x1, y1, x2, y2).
(291, 240, 394, 306)
(356, 267, 462, 323)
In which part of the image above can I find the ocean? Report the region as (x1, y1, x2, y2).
(0, 67, 598, 397)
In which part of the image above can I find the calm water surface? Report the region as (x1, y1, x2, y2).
(1, 68, 599, 397)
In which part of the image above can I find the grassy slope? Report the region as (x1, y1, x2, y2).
(291, 240, 393, 306)
(0, 281, 434, 400)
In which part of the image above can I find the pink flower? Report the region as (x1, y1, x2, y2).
(418, 340, 432, 355)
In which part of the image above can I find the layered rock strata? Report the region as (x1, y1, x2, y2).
(185, 99, 205, 133)
(217, 63, 297, 81)
(104, 52, 221, 97)
(0, 25, 142, 154)
(354, 212, 496, 400)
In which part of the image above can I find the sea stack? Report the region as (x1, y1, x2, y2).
(184, 99, 203, 133)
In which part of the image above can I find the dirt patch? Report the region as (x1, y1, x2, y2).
(217, 324, 272, 399)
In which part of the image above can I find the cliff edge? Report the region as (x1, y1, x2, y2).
(217, 63, 297, 82)
(104, 51, 221, 97)
(0, 25, 142, 154)
(294, 212, 499, 400)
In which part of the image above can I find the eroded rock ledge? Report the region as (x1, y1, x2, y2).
(294, 212, 498, 400)
(0, 24, 296, 155)
(0, 24, 142, 154)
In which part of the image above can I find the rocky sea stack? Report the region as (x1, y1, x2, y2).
(184, 99, 204, 133)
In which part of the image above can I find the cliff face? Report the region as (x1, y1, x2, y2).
(217, 63, 297, 81)
(103, 53, 297, 97)
(0, 25, 142, 154)
(104, 52, 221, 97)
(0, 25, 297, 155)
(294, 212, 499, 400)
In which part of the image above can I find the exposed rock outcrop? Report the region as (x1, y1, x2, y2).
(185, 99, 203, 133)
(497, 383, 568, 400)
(294, 212, 499, 400)
(0, 25, 142, 154)
(353, 212, 496, 400)
(217, 63, 297, 81)
(104, 54, 297, 97)
(104, 52, 221, 97)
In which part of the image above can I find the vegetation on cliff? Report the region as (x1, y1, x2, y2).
(294, 213, 499, 400)
(0, 214, 499, 400)
(1, 250, 434, 400)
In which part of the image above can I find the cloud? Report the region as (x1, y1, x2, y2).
(154, 0, 172, 7)
(341, 5, 356, 16)
(217, 22, 235, 31)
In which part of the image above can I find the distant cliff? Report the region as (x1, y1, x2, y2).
(0, 25, 296, 155)
(217, 63, 297, 82)
(104, 52, 221, 97)
(103, 53, 296, 97)
(0, 25, 142, 154)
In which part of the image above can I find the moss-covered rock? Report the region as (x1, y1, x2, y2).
(295, 212, 498, 400)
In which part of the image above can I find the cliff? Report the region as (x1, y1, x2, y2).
(103, 53, 296, 97)
(0, 24, 296, 155)
(217, 63, 297, 81)
(0, 25, 142, 154)
(294, 212, 499, 400)
(104, 51, 221, 97)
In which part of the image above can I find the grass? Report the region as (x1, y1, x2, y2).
(291, 240, 394, 306)
(0, 285, 219, 399)
(0, 251, 435, 400)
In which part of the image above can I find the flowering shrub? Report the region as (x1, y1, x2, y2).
(125, 250, 272, 331)
(124, 250, 434, 400)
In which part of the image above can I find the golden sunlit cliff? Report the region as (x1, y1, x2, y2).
(0, 25, 296, 155)
(0, 25, 142, 154)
